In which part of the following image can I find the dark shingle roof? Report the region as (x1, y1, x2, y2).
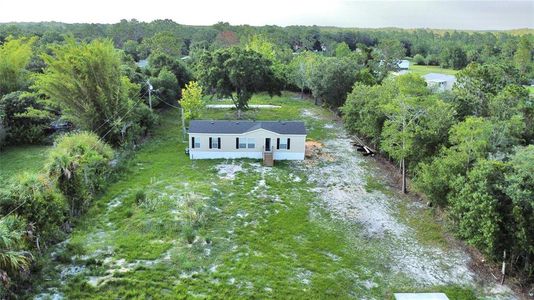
(188, 120, 306, 135)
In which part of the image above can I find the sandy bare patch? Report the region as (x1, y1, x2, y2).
(299, 128, 515, 295)
(301, 108, 322, 120)
(215, 162, 243, 180)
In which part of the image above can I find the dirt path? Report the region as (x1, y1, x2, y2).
(299, 115, 518, 299)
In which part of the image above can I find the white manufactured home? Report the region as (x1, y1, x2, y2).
(187, 120, 307, 163)
(423, 73, 457, 92)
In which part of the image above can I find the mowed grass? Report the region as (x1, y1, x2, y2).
(31, 93, 477, 299)
(0, 145, 50, 187)
(408, 62, 459, 77)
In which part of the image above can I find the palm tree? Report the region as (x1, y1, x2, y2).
(0, 215, 32, 285)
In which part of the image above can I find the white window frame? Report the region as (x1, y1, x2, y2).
(279, 138, 288, 149)
(239, 138, 247, 149)
(211, 137, 219, 149)
(194, 138, 200, 149)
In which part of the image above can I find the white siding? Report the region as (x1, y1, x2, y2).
(188, 128, 306, 160)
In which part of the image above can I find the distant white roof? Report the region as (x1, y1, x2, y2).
(423, 73, 456, 82)
(394, 293, 449, 300)
(136, 59, 149, 68)
(398, 60, 410, 69)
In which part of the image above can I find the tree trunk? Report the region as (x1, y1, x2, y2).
(300, 87, 304, 99)
(401, 158, 407, 194)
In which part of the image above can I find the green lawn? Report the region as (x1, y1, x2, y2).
(0, 145, 50, 187)
(408, 62, 459, 77)
(526, 85, 534, 96)
(30, 93, 481, 299)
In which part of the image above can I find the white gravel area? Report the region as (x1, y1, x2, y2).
(301, 120, 517, 298)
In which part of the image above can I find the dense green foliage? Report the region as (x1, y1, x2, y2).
(180, 81, 204, 121)
(0, 132, 114, 294)
(342, 66, 533, 282)
(33, 38, 154, 146)
(46, 132, 114, 217)
(0, 37, 36, 97)
(0, 91, 52, 144)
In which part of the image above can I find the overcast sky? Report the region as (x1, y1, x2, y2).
(0, 0, 532, 30)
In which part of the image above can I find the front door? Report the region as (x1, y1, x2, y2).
(265, 138, 271, 151)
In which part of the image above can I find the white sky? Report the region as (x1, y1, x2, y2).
(0, 0, 532, 30)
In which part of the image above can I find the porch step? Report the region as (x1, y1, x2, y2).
(263, 152, 274, 167)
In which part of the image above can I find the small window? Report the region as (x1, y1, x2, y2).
(192, 137, 200, 148)
(247, 138, 255, 149)
(211, 137, 219, 149)
(279, 139, 288, 149)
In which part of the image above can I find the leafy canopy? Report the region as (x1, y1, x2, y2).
(180, 81, 204, 121)
(0, 37, 36, 97)
(196, 47, 281, 111)
(33, 38, 145, 145)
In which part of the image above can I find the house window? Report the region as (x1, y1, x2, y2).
(209, 137, 221, 149)
(237, 138, 255, 149)
(277, 138, 291, 150)
(191, 136, 200, 148)
(279, 138, 288, 149)
(247, 138, 255, 149)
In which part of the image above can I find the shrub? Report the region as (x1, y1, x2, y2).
(0, 91, 52, 145)
(0, 215, 32, 294)
(45, 132, 114, 217)
(0, 172, 67, 246)
(425, 54, 439, 66)
(413, 54, 425, 65)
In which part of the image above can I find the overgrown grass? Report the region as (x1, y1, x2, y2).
(0, 144, 50, 187)
(29, 92, 480, 299)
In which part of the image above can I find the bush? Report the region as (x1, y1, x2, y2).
(46, 132, 114, 217)
(0, 173, 67, 246)
(413, 54, 425, 65)
(425, 54, 439, 66)
(0, 91, 52, 145)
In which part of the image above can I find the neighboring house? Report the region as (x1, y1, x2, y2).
(136, 59, 149, 69)
(423, 73, 457, 92)
(188, 120, 307, 163)
(398, 59, 410, 70)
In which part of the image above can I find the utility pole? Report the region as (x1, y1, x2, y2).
(181, 107, 187, 142)
(147, 80, 153, 110)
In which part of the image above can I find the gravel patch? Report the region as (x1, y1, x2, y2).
(301, 121, 480, 287)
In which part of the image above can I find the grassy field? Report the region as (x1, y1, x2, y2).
(0, 145, 50, 187)
(26, 92, 490, 299)
(526, 85, 534, 95)
(408, 62, 459, 77)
